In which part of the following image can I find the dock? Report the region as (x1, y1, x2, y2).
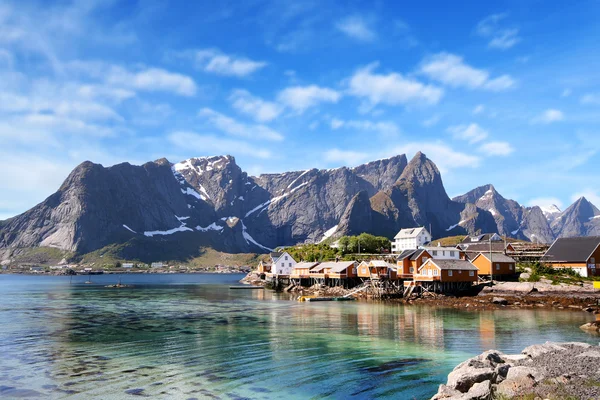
(229, 286, 264, 290)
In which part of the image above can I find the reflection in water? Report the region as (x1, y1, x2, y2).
(0, 274, 597, 399)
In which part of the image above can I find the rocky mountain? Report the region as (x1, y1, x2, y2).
(1, 151, 598, 261)
(550, 197, 600, 238)
(452, 184, 555, 244)
(540, 204, 562, 224)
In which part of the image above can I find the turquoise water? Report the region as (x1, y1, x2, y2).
(0, 274, 597, 399)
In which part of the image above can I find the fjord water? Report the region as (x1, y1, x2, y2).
(0, 274, 597, 399)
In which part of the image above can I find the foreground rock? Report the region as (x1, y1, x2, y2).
(432, 342, 600, 399)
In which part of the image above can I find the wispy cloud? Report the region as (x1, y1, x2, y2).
(479, 141, 514, 156)
(348, 62, 443, 107)
(531, 109, 564, 124)
(420, 53, 516, 91)
(447, 123, 489, 144)
(423, 114, 441, 127)
(473, 104, 485, 114)
(527, 197, 563, 210)
(581, 93, 600, 105)
(330, 118, 401, 138)
(198, 108, 283, 141)
(277, 85, 341, 113)
(476, 13, 521, 50)
(168, 131, 271, 159)
(106, 66, 197, 96)
(229, 89, 282, 122)
(187, 48, 267, 77)
(335, 15, 376, 42)
(324, 148, 369, 163)
(571, 190, 600, 207)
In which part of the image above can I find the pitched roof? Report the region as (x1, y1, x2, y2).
(394, 227, 429, 239)
(421, 259, 478, 271)
(321, 261, 356, 273)
(458, 242, 506, 252)
(410, 249, 429, 260)
(421, 246, 461, 252)
(269, 252, 283, 260)
(293, 262, 319, 270)
(369, 260, 389, 267)
(473, 253, 516, 263)
(543, 236, 600, 263)
(396, 249, 417, 260)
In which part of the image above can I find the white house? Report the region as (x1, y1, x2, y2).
(392, 227, 431, 253)
(150, 262, 164, 269)
(271, 251, 297, 275)
(420, 245, 462, 260)
(122, 263, 134, 269)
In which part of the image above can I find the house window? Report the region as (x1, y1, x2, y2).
(432, 250, 437, 256)
(409, 267, 414, 273)
(496, 263, 500, 270)
(469, 271, 474, 276)
(289, 263, 292, 267)
(433, 269, 438, 276)
(281, 263, 284, 268)
(509, 264, 514, 270)
(448, 271, 453, 276)
(428, 269, 432, 276)
(450, 251, 455, 257)
(352, 267, 356, 274)
(285, 256, 288, 260)
(591, 257, 596, 263)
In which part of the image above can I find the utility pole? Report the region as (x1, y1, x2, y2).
(489, 237, 493, 286)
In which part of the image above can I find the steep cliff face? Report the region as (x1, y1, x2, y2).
(0, 154, 409, 257)
(2, 151, 597, 259)
(453, 184, 555, 243)
(551, 197, 600, 238)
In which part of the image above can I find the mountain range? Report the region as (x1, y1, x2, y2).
(1, 152, 598, 262)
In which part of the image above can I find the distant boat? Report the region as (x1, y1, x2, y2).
(84, 272, 92, 284)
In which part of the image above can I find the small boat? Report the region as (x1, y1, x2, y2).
(306, 297, 355, 302)
(229, 286, 264, 290)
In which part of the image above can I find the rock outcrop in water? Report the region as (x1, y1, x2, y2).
(432, 342, 600, 399)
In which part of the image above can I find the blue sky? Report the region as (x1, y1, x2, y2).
(1, 0, 600, 220)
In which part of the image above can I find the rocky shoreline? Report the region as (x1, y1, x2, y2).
(432, 342, 600, 399)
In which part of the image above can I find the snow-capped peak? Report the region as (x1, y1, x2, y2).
(539, 204, 561, 215)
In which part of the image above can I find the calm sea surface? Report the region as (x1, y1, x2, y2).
(0, 273, 597, 399)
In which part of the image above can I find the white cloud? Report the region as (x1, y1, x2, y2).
(335, 16, 376, 42)
(527, 197, 563, 210)
(571, 190, 600, 207)
(228, 89, 282, 122)
(479, 141, 514, 156)
(107, 66, 196, 96)
(330, 118, 401, 137)
(198, 108, 284, 141)
(532, 109, 564, 124)
(476, 13, 521, 50)
(420, 53, 515, 91)
(473, 104, 485, 114)
(348, 62, 443, 107)
(447, 123, 489, 144)
(277, 85, 341, 113)
(581, 93, 600, 105)
(330, 118, 345, 129)
(324, 148, 369, 163)
(192, 48, 267, 77)
(168, 131, 271, 159)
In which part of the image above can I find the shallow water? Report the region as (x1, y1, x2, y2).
(0, 274, 597, 399)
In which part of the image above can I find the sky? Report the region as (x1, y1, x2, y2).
(1, 0, 600, 220)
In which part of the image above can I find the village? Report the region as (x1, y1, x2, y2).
(248, 227, 600, 301)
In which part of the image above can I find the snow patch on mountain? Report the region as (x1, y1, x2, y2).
(196, 223, 223, 232)
(240, 220, 273, 251)
(319, 225, 338, 243)
(123, 224, 137, 233)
